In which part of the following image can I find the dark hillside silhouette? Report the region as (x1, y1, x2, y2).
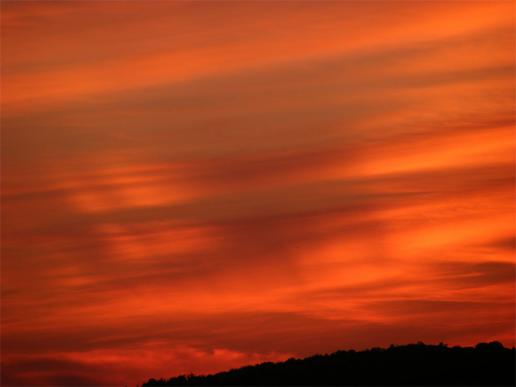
(142, 342, 515, 386)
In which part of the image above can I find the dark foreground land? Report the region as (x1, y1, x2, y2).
(142, 342, 515, 386)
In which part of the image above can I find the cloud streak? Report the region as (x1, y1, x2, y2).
(1, 1, 514, 386)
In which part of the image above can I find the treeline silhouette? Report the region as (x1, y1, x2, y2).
(142, 342, 515, 386)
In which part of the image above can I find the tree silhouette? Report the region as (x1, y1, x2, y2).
(142, 342, 515, 386)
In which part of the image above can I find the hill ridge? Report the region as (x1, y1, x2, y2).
(142, 341, 516, 386)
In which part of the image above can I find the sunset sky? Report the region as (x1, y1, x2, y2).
(1, 1, 515, 386)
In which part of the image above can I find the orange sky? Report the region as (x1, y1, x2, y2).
(1, 1, 515, 386)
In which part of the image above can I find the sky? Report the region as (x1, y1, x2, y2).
(1, 1, 515, 386)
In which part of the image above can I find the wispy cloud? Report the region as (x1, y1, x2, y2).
(1, 1, 514, 386)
